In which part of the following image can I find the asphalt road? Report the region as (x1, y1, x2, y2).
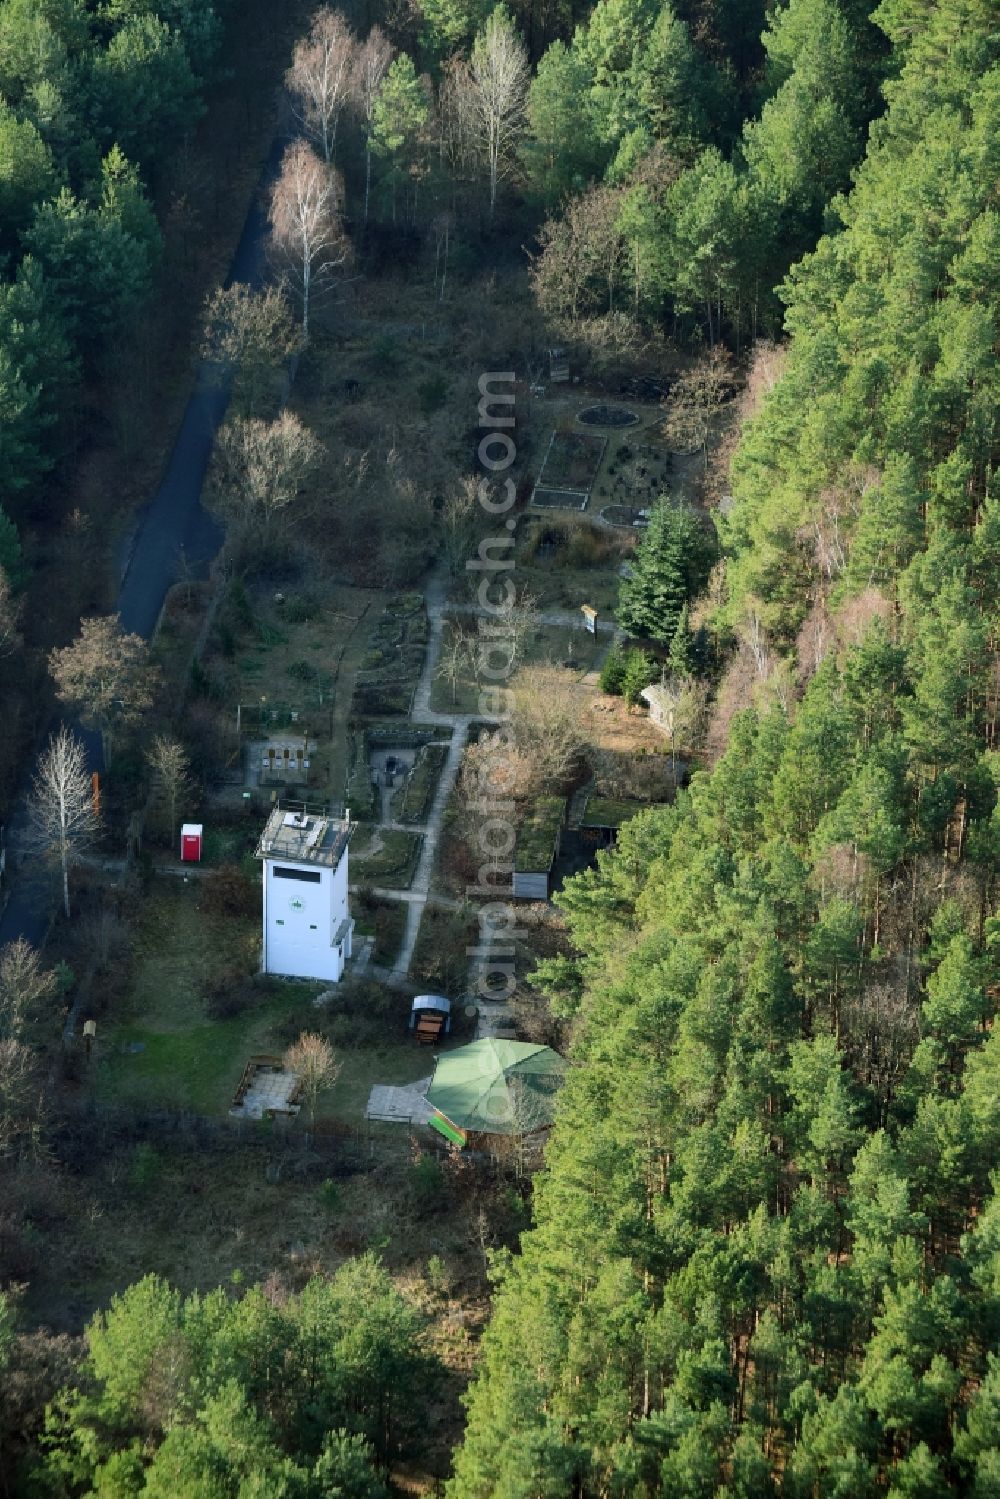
(0, 140, 280, 947)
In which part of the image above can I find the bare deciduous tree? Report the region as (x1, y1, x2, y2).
(438, 58, 478, 190)
(0, 940, 57, 1045)
(436, 623, 475, 704)
(530, 184, 630, 323)
(269, 140, 351, 340)
(482, 585, 538, 676)
(510, 665, 586, 789)
(352, 26, 394, 226)
(200, 283, 301, 416)
(0, 1037, 39, 1159)
(460, 728, 539, 809)
(27, 727, 99, 919)
(147, 736, 191, 846)
(430, 210, 455, 302)
(284, 1031, 341, 1127)
(660, 347, 733, 468)
(842, 979, 919, 1122)
(212, 411, 323, 543)
(286, 7, 357, 162)
(439, 475, 479, 576)
(467, 8, 529, 215)
(49, 618, 159, 767)
(0, 568, 21, 657)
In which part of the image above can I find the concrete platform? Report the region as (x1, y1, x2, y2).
(230, 1065, 302, 1120)
(365, 1077, 433, 1125)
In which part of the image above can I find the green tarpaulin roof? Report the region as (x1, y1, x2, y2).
(426, 1039, 566, 1136)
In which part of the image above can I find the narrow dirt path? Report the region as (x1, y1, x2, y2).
(360, 566, 488, 982)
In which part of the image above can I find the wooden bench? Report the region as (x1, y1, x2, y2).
(415, 1015, 444, 1044)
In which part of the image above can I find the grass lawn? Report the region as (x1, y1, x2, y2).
(350, 827, 422, 889)
(90, 882, 312, 1117)
(412, 906, 478, 995)
(522, 623, 604, 671)
(354, 896, 407, 967)
(200, 821, 259, 867)
(430, 622, 604, 715)
(581, 796, 649, 829)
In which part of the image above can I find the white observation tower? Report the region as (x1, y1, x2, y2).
(256, 803, 354, 982)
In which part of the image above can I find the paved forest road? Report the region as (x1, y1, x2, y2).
(0, 141, 281, 948)
(116, 159, 274, 634)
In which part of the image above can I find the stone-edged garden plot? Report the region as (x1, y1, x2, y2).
(532, 487, 589, 511)
(591, 439, 673, 517)
(531, 430, 607, 511)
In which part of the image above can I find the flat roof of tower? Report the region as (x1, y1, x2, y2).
(256, 804, 353, 868)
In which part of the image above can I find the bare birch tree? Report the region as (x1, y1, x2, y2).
(269, 140, 350, 340)
(438, 58, 478, 190)
(286, 7, 357, 162)
(468, 8, 529, 215)
(351, 26, 393, 226)
(147, 736, 191, 846)
(439, 473, 478, 575)
(436, 623, 475, 704)
(27, 726, 98, 919)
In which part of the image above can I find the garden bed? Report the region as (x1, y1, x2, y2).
(537, 430, 607, 491)
(350, 593, 429, 718)
(577, 404, 639, 428)
(346, 724, 451, 818)
(601, 504, 650, 528)
(393, 742, 449, 824)
(514, 796, 567, 875)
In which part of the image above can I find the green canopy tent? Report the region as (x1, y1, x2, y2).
(426, 1039, 566, 1145)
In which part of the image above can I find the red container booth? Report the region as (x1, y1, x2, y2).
(180, 823, 203, 862)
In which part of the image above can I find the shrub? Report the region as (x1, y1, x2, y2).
(426, 1254, 449, 1296)
(622, 649, 659, 706)
(284, 592, 319, 623)
(201, 864, 259, 919)
(565, 525, 605, 569)
(409, 1155, 446, 1215)
(130, 1143, 163, 1196)
(203, 975, 257, 1021)
(599, 645, 627, 695)
(319, 1178, 340, 1213)
(418, 373, 448, 413)
(372, 334, 400, 371)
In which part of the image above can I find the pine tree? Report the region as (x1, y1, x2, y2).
(617, 502, 716, 643)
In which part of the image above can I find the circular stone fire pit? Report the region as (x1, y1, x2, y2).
(578, 404, 640, 428)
